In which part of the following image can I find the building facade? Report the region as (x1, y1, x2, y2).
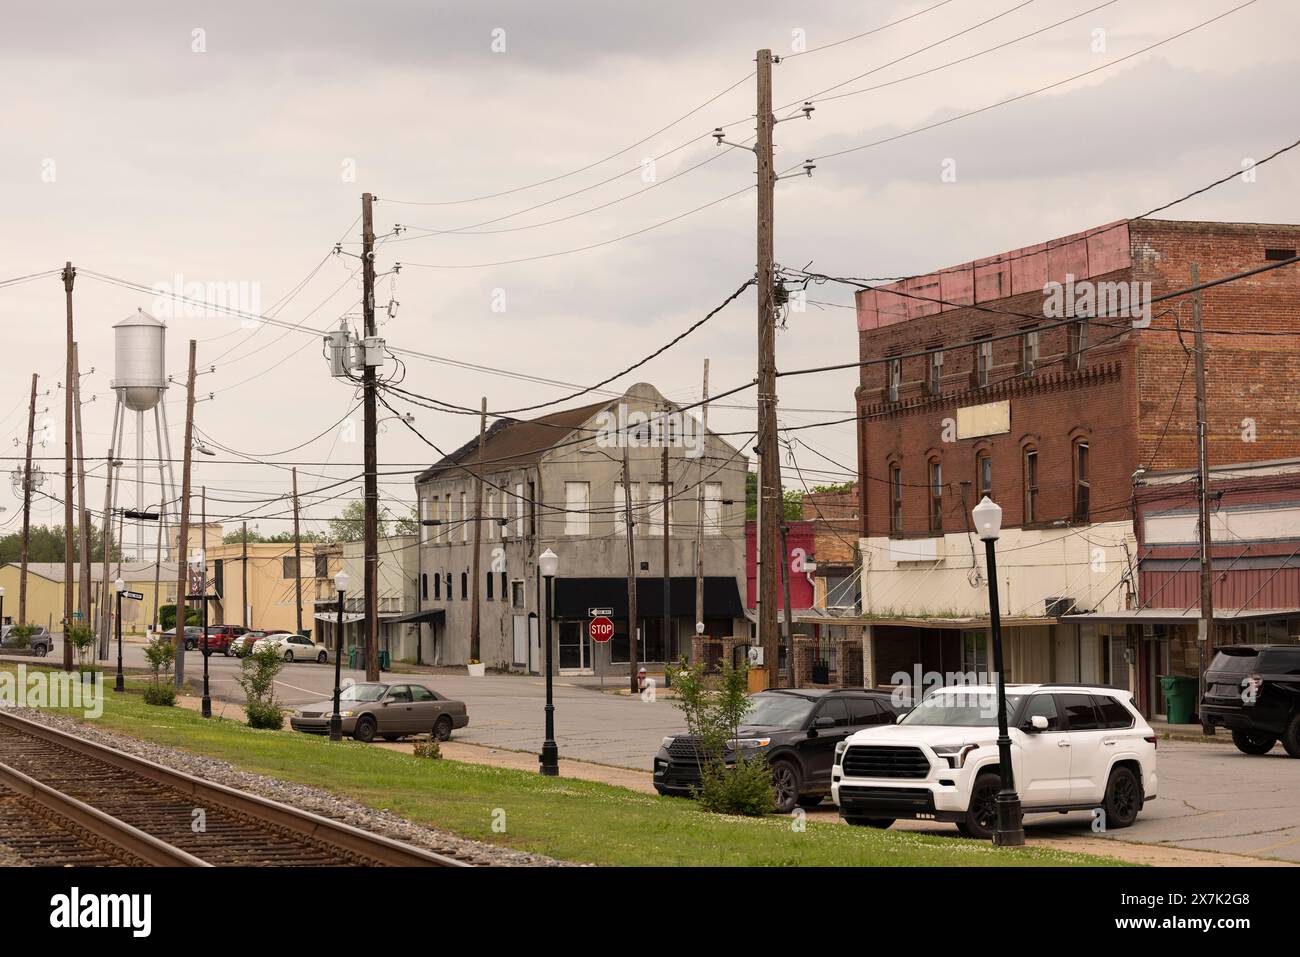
(415, 382, 749, 673)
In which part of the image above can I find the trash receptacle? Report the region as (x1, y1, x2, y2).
(1159, 674, 1198, 724)
(378, 649, 390, 671)
(347, 646, 357, 669)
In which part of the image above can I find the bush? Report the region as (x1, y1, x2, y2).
(244, 699, 285, 730)
(6, 623, 35, 648)
(413, 735, 442, 760)
(142, 683, 177, 707)
(697, 754, 775, 817)
(66, 623, 96, 669)
(158, 604, 200, 630)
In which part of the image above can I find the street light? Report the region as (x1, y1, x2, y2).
(0, 585, 5, 628)
(538, 548, 560, 776)
(113, 577, 126, 693)
(972, 495, 1025, 847)
(330, 569, 349, 742)
(189, 552, 212, 719)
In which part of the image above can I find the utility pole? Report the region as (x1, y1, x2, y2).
(98, 450, 115, 658)
(73, 345, 91, 627)
(622, 439, 638, 691)
(779, 521, 795, 687)
(62, 262, 76, 669)
(1191, 263, 1214, 727)
(292, 467, 303, 636)
(754, 49, 781, 689)
(469, 397, 487, 664)
(694, 360, 710, 649)
(661, 405, 671, 678)
(241, 521, 249, 629)
(18, 373, 37, 626)
(360, 192, 380, 682)
(173, 340, 197, 691)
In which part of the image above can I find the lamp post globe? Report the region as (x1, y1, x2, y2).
(538, 548, 560, 776)
(330, 570, 350, 742)
(969, 495, 1025, 847)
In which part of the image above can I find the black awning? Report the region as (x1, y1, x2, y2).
(387, 609, 446, 625)
(554, 577, 744, 620)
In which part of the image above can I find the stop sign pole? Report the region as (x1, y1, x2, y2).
(588, 612, 613, 690)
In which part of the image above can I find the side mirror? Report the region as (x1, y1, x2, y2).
(813, 715, 835, 731)
(1024, 714, 1049, 733)
(896, 713, 906, 724)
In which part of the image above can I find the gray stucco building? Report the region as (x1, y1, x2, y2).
(414, 382, 749, 674)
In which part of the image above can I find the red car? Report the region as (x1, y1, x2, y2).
(200, 625, 247, 656)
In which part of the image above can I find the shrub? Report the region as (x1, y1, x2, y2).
(158, 604, 200, 630)
(142, 683, 177, 707)
(6, 623, 35, 648)
(244, 699, 285, 730)
(697, 754, 775, 816)
(66, 623, 96, 669)
(412, 735, 442, 760)
(142, 634, 177, 706)
(237, 645, 285, 729)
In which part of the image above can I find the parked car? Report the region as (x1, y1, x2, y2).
(230, 630, 270, 657)
(0, 624, 52, 657)
(159, 625, 204, 651)
(832, 683, 1158, 839)
(654, 688, 906, 813)
(289, 682, 469, 742)
(199, 624, 247, 656)
(252, 632, 327, 663)
(1200, 644, 1300, 757)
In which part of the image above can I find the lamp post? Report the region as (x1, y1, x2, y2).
(0, 585, 5, 628)
(191, 551, 212, 719)
(972, 495, 1025, 847)
(330, 569, 349, 742)
(538, 548, 559, 776)
(113, 577, 125, 693)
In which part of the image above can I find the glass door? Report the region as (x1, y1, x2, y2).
(558, 621, 590, 671)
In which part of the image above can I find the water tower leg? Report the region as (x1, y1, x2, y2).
(99, 395, 125, 659)
(136, 409, 145, 564)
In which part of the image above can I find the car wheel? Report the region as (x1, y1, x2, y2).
(317, 651, 327, 664)
(352, 715, 377, 743)
(844, 817, 894, 828)
(433, 715, 454, 742)
(960, 771, 1002, 840)
(796, 795, 824, 809)
(770, 760, 802, 814)
(1282, 713, 1300, 759)
(34, 644, 48, 658)
(1231, 729, 1277, 755)
(1102, 765, 1142, 829)
(283, 651, 294, 662)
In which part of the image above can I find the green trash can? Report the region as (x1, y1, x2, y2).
(347, 646, 357, 669)
(378, 649, 391, 671)
(1159, 674, 1198, 724)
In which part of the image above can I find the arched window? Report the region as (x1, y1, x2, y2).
(1023, 447, 1039, 524)
(1073, 439, 1091, 522)
(460, 572, 468, 600)
(433, 572, 441, 600)
(889, 460, 903, 534)
(421, 573, 429, 601)
(975, 450, 992, 500)
(928, 458, 943, 533)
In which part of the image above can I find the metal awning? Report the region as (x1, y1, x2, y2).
(554, 577, 745, 620)
(1061, 607, 1300, 625)
(387, 609, 445, 625)
(312, 611, 364, 624)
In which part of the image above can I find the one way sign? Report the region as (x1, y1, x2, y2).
(122, 590, 144, 601)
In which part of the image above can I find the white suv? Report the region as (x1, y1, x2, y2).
(831, 684, 1157, 839)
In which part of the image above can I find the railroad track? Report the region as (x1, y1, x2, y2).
(0, 711, 470, 867)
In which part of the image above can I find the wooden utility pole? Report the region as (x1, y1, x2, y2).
(754, 50, 781, 688)
(18, 374, 37, 626)
(469, 396, 487, 664)
(61, 262, 76, 669)
(241, 521, 249, 629)
(780, 521, 795, 686)
(360, 192, 381, 681)
(622, 439, 638, 690)
(173, 340, 197, 690)
(292, 467, 303, 636)
(661, 406, 671, 678)
(1191, 263, 1214, 722)
(693, 360, 710, 642)
(98, 450, 115, 658)
(72, 345, 91, 627)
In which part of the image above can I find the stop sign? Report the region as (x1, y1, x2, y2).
(588, 616, 614, 643)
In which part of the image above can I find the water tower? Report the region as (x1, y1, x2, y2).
(109, 309, 177, 562)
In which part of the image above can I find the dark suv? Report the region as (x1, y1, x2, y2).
(1200, 644, 1300, 757)
(654, 688, 905, 813)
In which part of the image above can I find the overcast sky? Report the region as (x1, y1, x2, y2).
(1, 0, 1296, 546)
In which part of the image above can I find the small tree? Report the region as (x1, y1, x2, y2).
(158, 604, 200, 630)
(5, 623, 35, 648)
(237, 645, 285, 729)
(66, 623, 97, 671)
(142, 633, 177, 706)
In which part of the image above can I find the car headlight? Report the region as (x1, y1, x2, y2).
(834, 740, 849, 764)
(724, 737, 771, 751)
(338, 710, 354, 718)
(661, 736, 676, 749)
(931, 743, 978, 769)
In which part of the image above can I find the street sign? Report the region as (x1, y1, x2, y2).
(122, 590, 144, 601)
(588, 616, 614, 643)
(587, 607, 613, 618)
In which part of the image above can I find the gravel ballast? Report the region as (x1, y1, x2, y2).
(5, 707, 564, 867)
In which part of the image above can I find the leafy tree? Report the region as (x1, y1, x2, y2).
(328, 500, 389, 543)
(238, 645, 285, 729)
(158, 604, 200, 630)
(744, 472, 803, 521)
(0, 521, 120, 564)
(392, 505, 420, 537)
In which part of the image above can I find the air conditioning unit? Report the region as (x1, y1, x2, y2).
(1044, 596, 1078, 618)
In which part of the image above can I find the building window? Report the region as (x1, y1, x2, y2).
(486, 490, 497, 540)
(648, 483, 673, 536)
(420, 496, 433, 543)
(887, 357, 901, 402)
(703, 482, 723, 536)
(1021, 327, 1039, 374)
(927, 349, 943, 395)
(614, 481, 640, 537)
(961, 631, 989, 675)
(515, 483, 524, 537)
(511, 580, 524, 609)
(433, 572, 441, 600)
(460, 572, 468, 600)
(421, 574, 428, 601)
(928, 459, 943, 533)
(313, 553, 327, 578)
(443, 493, 451, 544)
(890, 465, 903, 534)
(1068, 320, 1088, 371)
(1024, 448, 1039, 524)
(486, 571, 494, 600)
(1073, 440, 1091, 522)
(976, 451, 992, 499)
(459, 491, 468, 542)
(975, 337, 993, 388)
(501, 571, 507, 601)
(564, 481, 590, 536)
(281, 556, 299, 579)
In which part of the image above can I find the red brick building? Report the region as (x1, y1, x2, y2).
(845, 219, 1300, 715)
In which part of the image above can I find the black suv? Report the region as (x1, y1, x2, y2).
(1200, 644, 1300, 757)
(654, 688, 905, 813)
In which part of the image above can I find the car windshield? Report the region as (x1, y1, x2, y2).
(742, 694, 816, 728)
(901, 691, 1024, 727)
(340, 683, 387, 702)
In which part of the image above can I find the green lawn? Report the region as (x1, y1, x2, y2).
(23, 668, 1126, 866)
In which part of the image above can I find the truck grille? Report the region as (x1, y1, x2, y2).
(842, 745, 931, 779)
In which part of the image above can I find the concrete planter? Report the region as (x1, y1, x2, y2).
(467, 662, 486, 677)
